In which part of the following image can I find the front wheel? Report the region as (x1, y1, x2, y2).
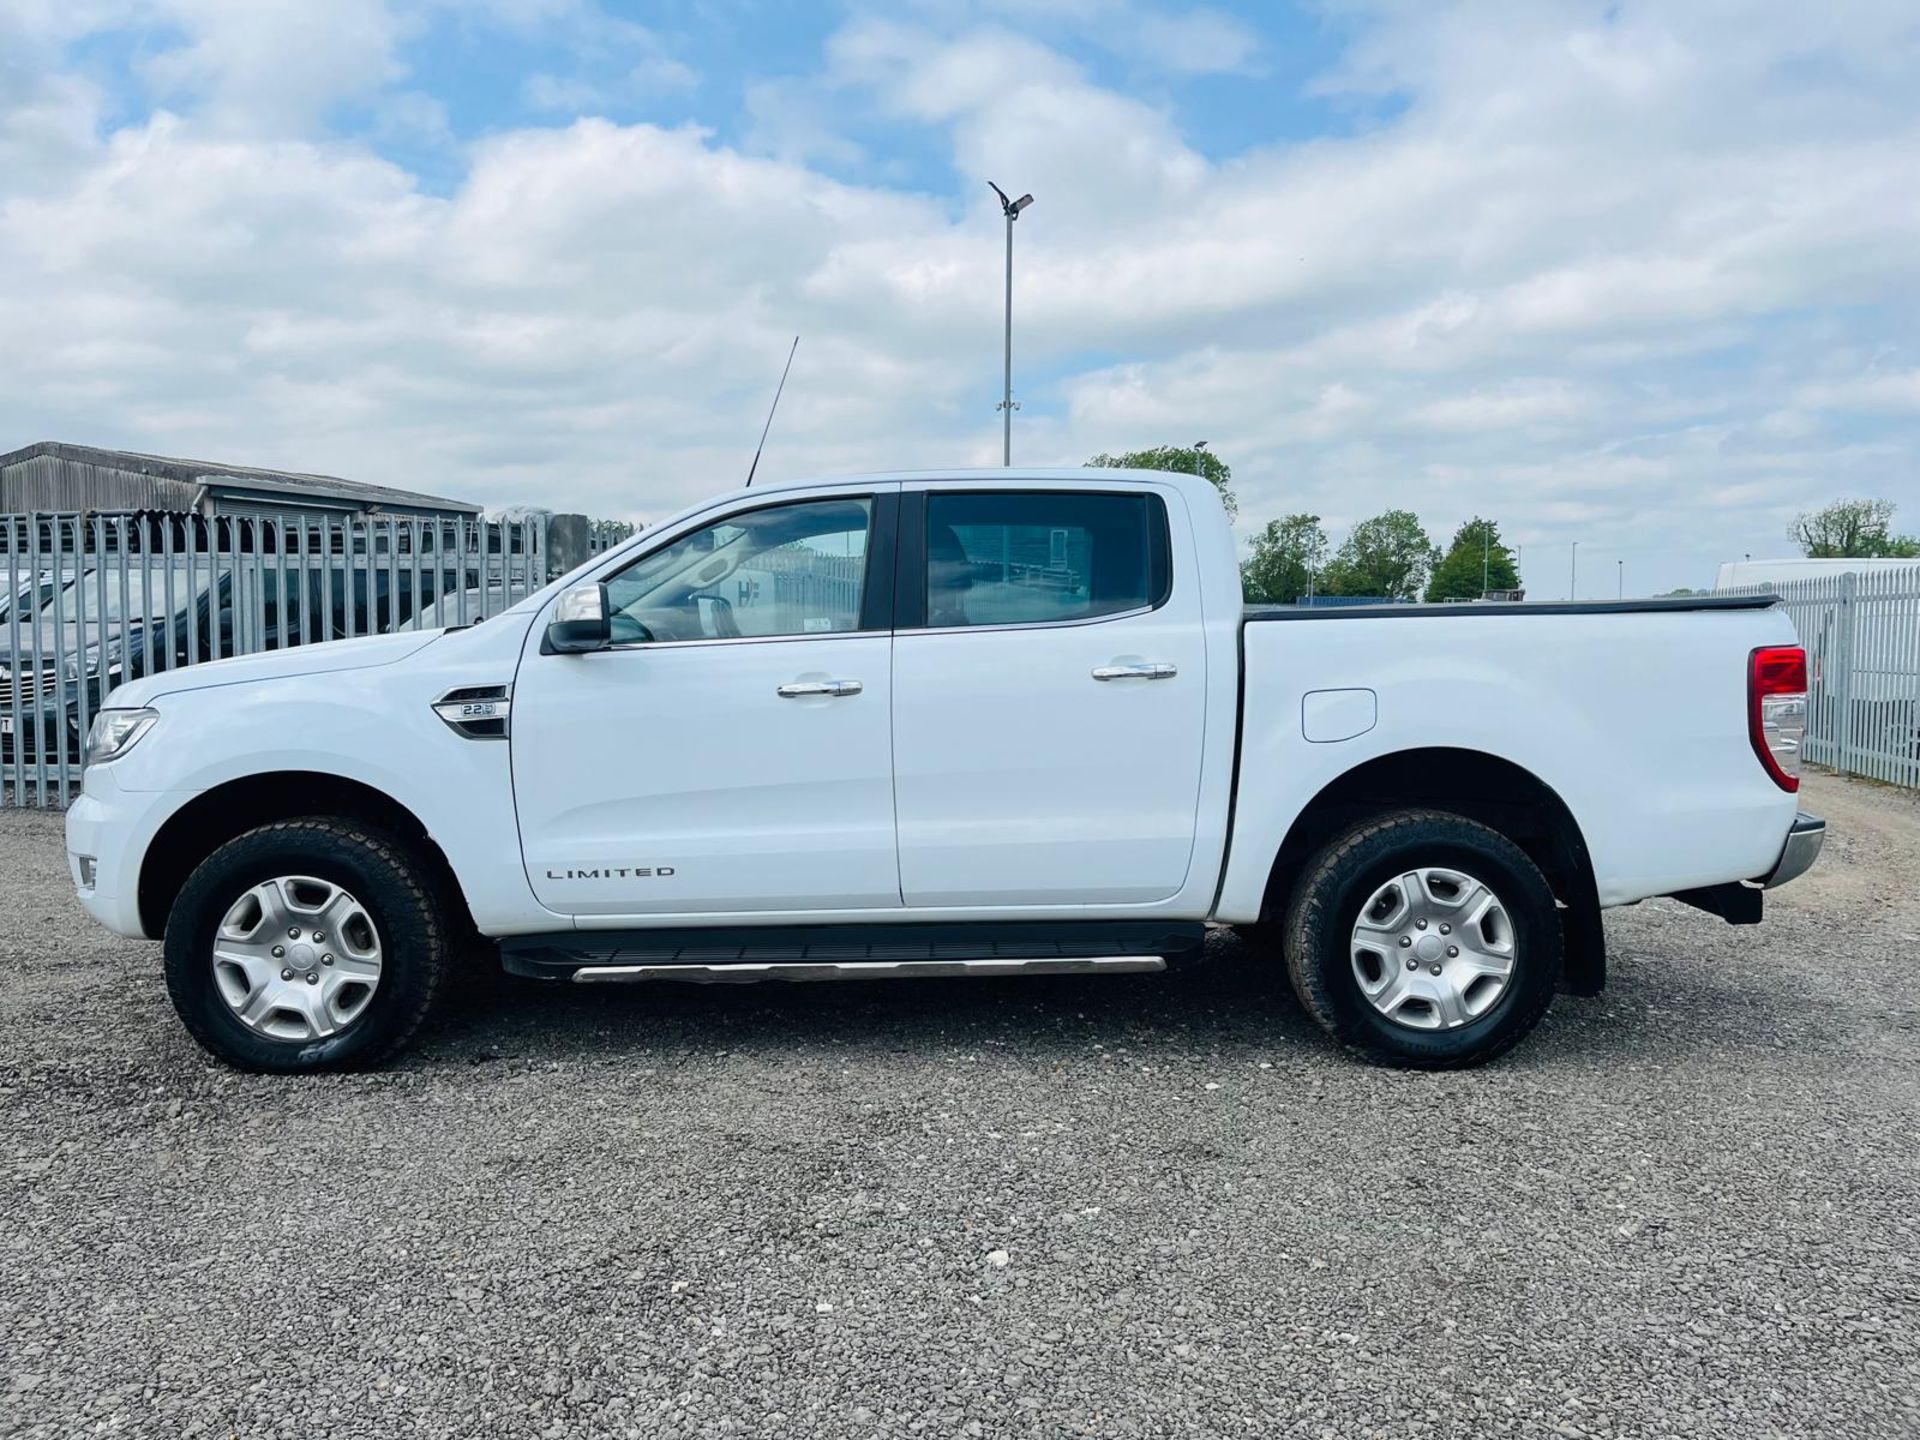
(163, 818, 451, 1072)
(1283, 809, 1563, 1068)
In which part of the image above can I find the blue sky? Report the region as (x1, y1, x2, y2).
(64, 3, 1379, 191)
(5, 0, 1920, 595)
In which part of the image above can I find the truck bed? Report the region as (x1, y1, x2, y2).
(1223, 589, 1801, 919)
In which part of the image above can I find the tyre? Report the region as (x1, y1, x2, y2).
(163, 818, 450, 1073)
(1283, 809, 1562, 1069)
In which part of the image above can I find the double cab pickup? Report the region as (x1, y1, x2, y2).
(66, 468, 1823, 1070)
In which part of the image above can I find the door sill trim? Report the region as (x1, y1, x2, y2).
(572, 956, 1167, 984)
(501, 919, 1204, 980)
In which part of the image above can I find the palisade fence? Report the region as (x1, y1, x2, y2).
(1720, 566, 1920, 789)
(2, 509, 549, 809)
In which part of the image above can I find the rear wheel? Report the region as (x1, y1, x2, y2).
(1283, 809, 1562, 1068)
(163, 818, 450, 1072)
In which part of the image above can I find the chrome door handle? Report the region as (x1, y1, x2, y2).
(1092, 663, 1177, 681)
(777, 679, 863, 698)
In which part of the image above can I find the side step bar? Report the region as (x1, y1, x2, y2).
(501, 920, 1204, 984)
(572, 956, 1166, 985)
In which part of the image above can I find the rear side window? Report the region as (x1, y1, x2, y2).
(923, 491, 1169, 629)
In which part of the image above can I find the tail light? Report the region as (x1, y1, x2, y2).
(1749, 646, 1806, 792)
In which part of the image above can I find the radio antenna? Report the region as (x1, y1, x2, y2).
(745, 335, 799, 488)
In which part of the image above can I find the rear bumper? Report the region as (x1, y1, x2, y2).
(1667, 810, 1824, 925)
(1760, 811, 1825, 889)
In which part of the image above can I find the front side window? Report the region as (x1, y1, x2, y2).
(603, 497, 871, 643)
(924, 491, 1164, 628)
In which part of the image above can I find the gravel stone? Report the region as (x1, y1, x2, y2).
(1, 771, 1917, 1437)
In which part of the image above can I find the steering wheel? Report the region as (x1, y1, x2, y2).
(685, 591, 742, 640)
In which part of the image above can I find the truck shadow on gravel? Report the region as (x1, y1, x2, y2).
(406, 930, 1750, 1072)
(420, 932, 1320, 1063)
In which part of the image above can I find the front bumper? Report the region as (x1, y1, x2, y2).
(65, 765, 187, 939)
(1761, 811, 1825, 889)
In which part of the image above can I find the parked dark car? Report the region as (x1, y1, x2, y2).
(0, 560, 469, 765)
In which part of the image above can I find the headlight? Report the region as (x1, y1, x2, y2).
(84, 708, 158, 765)
(61, 646, 121, 683)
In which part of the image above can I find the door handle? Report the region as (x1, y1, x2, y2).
(777, 679, 863, 698)
(1092, 663, 1177, 681)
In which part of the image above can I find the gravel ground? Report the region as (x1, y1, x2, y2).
(3, 770, 1918, 1439)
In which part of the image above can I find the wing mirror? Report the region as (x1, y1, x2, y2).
(546, 582, 611, 653)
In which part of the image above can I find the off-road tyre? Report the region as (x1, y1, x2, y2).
(163, 818, 450, 1072)
(1283, 808, 1562, 1069)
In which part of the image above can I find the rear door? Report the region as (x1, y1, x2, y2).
(889, 484, 1209, 908)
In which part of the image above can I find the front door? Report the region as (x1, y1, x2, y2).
(890, 486, 1209, 908)
(512, 490, 900, 917)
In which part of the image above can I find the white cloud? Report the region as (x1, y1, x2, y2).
(2, 0, 1919, 594)
(369, 90, 456, 152)
(522, 74, 601, 113)
(741, 79, 868, 168)
(1798, 369, 1920, 415)
(883, 0, 1261, 76)
(1406, 379, 1595, 434)
(491, 0, 699, 113)
(522, 54, 699, 114)
(138, 0, 412, 134)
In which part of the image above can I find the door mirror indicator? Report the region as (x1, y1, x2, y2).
(547, 583, 612, 653)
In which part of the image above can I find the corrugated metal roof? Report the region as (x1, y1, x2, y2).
(0, 441, 483, 515)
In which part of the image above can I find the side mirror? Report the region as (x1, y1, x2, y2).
(547, 582, 611, 653)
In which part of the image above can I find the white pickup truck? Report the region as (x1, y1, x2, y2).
(66, 468, 1823, 1072)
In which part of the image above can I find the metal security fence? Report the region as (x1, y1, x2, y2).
(588, 518, 639, 554)
(1722, 567, 1920, 788)
(2, 510, 548, 808)
(755, 546, 865, 625)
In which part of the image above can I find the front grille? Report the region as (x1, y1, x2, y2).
(0, 668, 59, 706)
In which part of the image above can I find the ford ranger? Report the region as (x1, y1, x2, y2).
(64, 469, 1824, 1071)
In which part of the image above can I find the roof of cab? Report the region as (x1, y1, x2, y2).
(716, 466, 1225, 507)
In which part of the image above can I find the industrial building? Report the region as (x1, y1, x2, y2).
(0, 441, 481, 523)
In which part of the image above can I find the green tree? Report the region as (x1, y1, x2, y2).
(1791, 498, 1920, 558)
(1241, 514, 1328, 602)
(1087, 446, 1237, 521)
(1321, 509, 1437, 600)
(1425, 516, 1520, 601)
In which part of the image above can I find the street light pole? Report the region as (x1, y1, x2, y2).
(1617, 559, 1623, 600)
(1570, 541, 1578, 601)
(988, 182, 1033, 467)
(1193, 440, 1208, 476)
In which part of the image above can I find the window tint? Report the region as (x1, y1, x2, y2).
(924, 492, 1163, 628)
(604, 497, 870, 643)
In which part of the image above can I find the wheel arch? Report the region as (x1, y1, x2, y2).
(1257, 746, 1605, 995)
(137, 771, 475, 942)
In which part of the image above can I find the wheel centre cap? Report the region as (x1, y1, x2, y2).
(1414, 933, 1446, 963)
(287, 943, 316, 969)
